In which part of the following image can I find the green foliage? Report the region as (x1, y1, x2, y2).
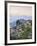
(18, 24, 32, 39)
(10, 20, 32, 40)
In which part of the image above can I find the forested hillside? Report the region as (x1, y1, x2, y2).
(10, 19, 32, 40)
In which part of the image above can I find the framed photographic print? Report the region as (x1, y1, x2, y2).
(5, 1, 36, 45)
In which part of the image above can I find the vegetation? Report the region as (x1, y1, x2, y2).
(10, 19, 32, 40)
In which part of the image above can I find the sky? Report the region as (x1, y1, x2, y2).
(10, 6, 32, 16)
(10, 16, 32, 23)
(9, 5, 32, 23)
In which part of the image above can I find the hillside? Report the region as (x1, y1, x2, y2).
(10, 19, 32, 40)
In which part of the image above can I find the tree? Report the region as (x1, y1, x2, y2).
(16, 20, 20, 26)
